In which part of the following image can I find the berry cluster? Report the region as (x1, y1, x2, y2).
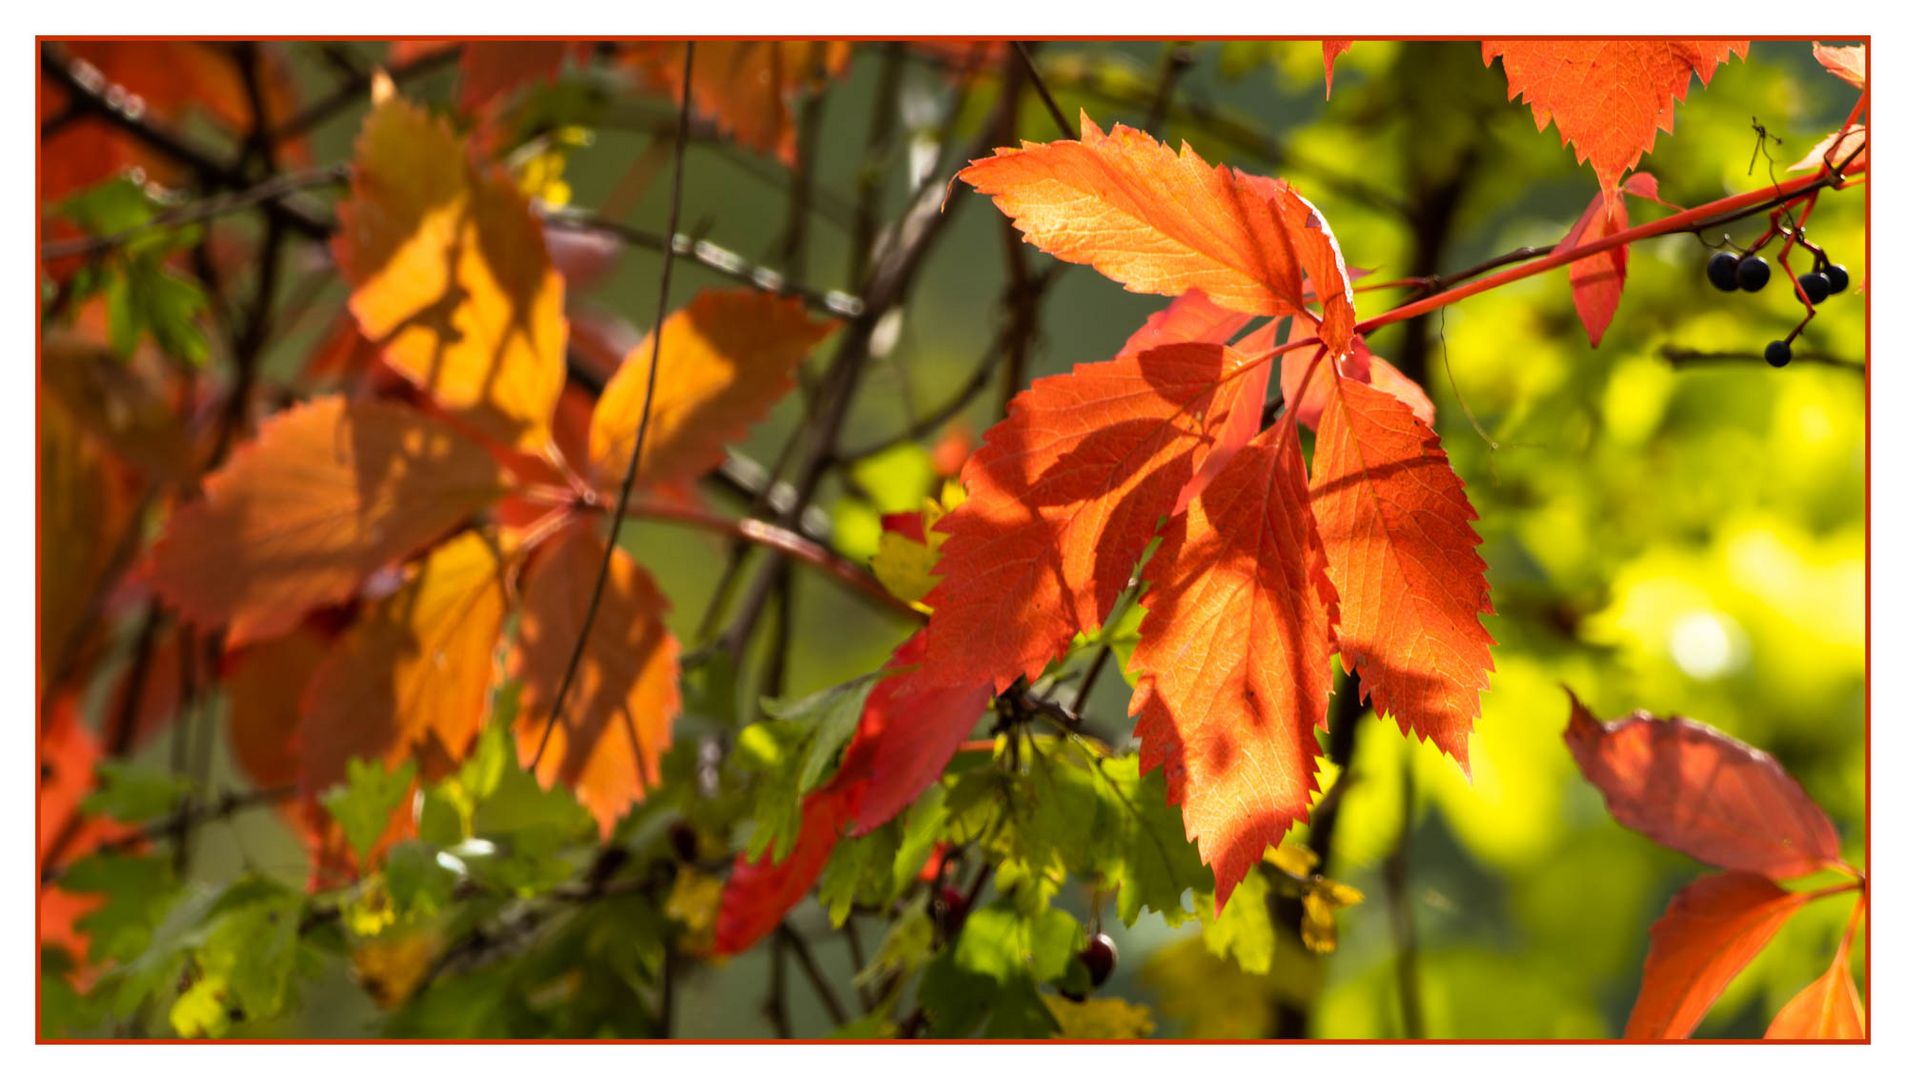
(1704, 228, 1850, 368)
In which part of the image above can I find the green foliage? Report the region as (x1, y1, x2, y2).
(321, 758, 417, 866)
(52, 177, 211, 365)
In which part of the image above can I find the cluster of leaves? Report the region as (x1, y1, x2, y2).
(37, 37, 1866, 1041)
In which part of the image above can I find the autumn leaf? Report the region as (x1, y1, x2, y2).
(918, 342, 1269, 695)
(512, 520, 681, 834)
(1563, 691, 1842, 879)
(1558, 173, 1665, 347)
(333, 87, 568, 451)
(1129, 416, 1339, 908)
(1626, 871, 1806, 1039)
(958, 115, 1356, 356)
(1280, 336, 1434, 430)
(1789, 126, 1867, 175)
(713, 785, 853, 955)
(1482, 40, 1747, 204)
(300, 530, 511, 795)
(1812, 42, 1866, 91)
(151, 397, 507, 646)
(588, 289, 836, 491)
(39, 389, 134, 699)
(625, 41, 850, 165)
(1310, 375, 1493, 767)
(454, 42, 588, 115)
(1321, 41, 1352, 98)
(225, 625, 334, 791)
(835, 633, 993, 835)
(1765, 927, 1866, 1039)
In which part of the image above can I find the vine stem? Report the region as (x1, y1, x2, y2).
(528, 42, 694, 774)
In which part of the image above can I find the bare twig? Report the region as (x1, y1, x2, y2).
(529, 42, 695, 773)
(1013, 42, 1078, 140)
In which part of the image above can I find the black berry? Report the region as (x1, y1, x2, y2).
(1736, 255, 1772, 293)
(1798, 272, 1832, 304)
(1824, 264, 1851, 294)
(667, 822, 699, 864)
(1705, 251, 1741, 291)
(1078, 932, 1118, 987)
(1764, 340, 1793, 368)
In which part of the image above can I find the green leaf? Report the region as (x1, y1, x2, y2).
(1196, 865, 1275, 975)
(384, 841, 459, 920)
(63, 852, 178, 965)
(1042, 994, 1157, 1038)
(81, 759, 190, 824)
(321, 757, 418, 866)
(733, 671, 882, 860)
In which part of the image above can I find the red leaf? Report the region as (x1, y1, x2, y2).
(1321, 40, 1353, 99)
(837, 634, 993, 835)
(1310, 375, 1494, 767)
(1482, 40, 1747, 205)
(958, 115, 1356, 356)
(918, 342, 1269, 695)
(1564, 691, 1841, 879)
(1626, 871, 1805, 1039)
(1558, 173, 1664, 347)
(1129, 416, 1338, 908)
(456, 42, 587, 115)
(1282, 336, 1434, 430)
(1765, 926, 1866, 1039)
(713, 786, 853, 955)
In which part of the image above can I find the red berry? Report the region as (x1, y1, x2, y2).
(1078, 932, 1118, 987)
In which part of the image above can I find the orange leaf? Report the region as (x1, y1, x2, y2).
(588, 289, 836, 491)
(300, 530, 511, 795)
(625, 42, 850, 166)
(1564, 692, 1842, 879)
(333, 89, 568, 451)
(456, 42, 587, 115)
(1482, 40, 1747, 205)
(713, 785, 852, 955)
(150, 397, 507, 646)
(1129, 416, 1338, 908)
(1626, 871, 1805, 1039)
(1812, 42, 1866, 91)
(1766, 929, 1866, 1039)
(959, 115, 1356, 355)
(1321, 40, 1353, 98)
(39, 390, 135, 700)
(1789, 125, 1866, 175)
(1281, 336, 1435, 430)
(511, 521, 680, 834)
(918, 342, 1269, 695)
(1310, 375, 1493, 767)
(225, 625, 334, 790)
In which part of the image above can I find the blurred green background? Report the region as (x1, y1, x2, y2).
(135, 39, 1866, 1038)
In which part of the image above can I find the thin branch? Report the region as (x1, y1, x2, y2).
(1013, 42, 1077, 140)
(1383, 762, 1426, 1038)
(777, 924, 850, 1029)
(270, 44, 460, 142)
(39, 165, 348, 261)
(41, 784, 298, 884)
(529, 42, 695, 774)
(542, 210, 863, 320)
(1661, 346, 1863, 372)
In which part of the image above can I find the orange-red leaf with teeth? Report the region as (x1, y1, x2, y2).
(1322, 40, 1353, 98)
(1626, 871, 1805, 1039)
(1309, 375, 1493, 767)
(1482, 40, 1747, 204)
(150, 397, 506, 646)
(713, 786, 853, 955)
(959, 114, 1355, 356)
(1563, 692, 1842, 879)
(1129, 416, 1338, 909)
(918, 342, 1268, 696)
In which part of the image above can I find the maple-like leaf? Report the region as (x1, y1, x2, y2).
(151, 397, 507, 646)
(1310, 375, 1494, 766)
(1558, 173, 1665, 347)
(588, 289, 836, 491)
(1321, 40, 1353, 98)
(625, 42, 850, 165)
(1482, 40, 1748, 204)
(959, 115, 1356, 356)
(511, 520, 681, 834)
(713, 785, 853, 955)
(1563, 691, 1842, 879)
(1626, 871, 1805, 1039)
(1765, 931, 1866, 1039)
(1812, 42, 1866, 91)
(1129, 416, 1339, 908)
(299, 530, 511, 795)
(919, 342, 1269, 695)
(333, 87, 567, 451)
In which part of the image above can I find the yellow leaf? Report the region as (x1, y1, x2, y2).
(150, 397, 507, 646)
(868, 485, 962, 609)
(512, 520, 681, 833)
(334, 90, 567, 451)
(352, 929, 439, 1009)
(588, 289, 835, 491)
(666, 866, 724, 954)
(1041, 994, 1157, 1039)
(299, 530, 512, 794)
